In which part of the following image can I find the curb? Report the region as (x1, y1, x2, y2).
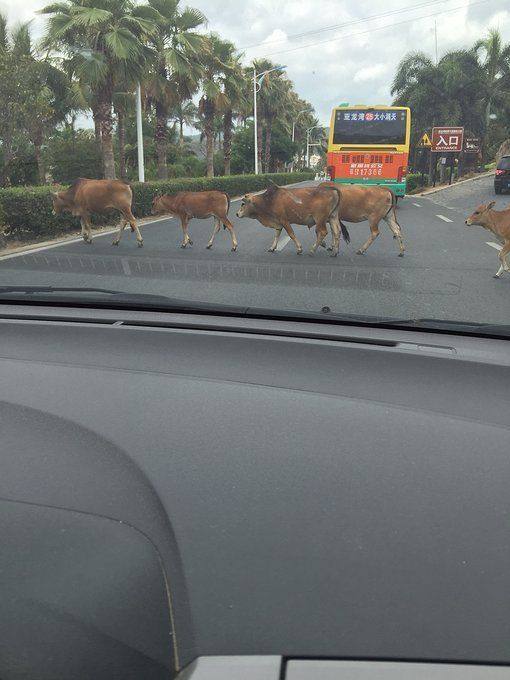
(416, 170, 495, 197)
(0, 179, 309, 260)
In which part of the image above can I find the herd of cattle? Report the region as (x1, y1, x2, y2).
(51, 177, 510, 278)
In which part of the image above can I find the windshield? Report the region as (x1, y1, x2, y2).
(332, 109, 408, 145)
(0, 0, 509, 335)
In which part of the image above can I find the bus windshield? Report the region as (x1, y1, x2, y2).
(333, 109, 408, 145)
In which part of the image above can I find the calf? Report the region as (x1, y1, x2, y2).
(151, 191, 237, 251)
(51, 178, 142, 247)
(465, 201, 510, 278)
(320, 183, 405, 257)
(236, 183, 347, 256)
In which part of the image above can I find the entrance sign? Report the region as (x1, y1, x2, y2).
(431, 127, 464, 152)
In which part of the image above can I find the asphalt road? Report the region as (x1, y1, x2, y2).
(1, 175, 509, 324)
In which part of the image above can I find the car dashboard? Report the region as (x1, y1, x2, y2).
(0, 302, 509, 679)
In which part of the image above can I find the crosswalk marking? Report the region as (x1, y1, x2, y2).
(412, 202, 421, 207)
(276, 234, 291, 251)
(436, 214, 453, 223)
(486, 241, 503, 252)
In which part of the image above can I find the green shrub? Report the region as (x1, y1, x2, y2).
(0, 171, 313, 243)
(406, 172, 429, 193)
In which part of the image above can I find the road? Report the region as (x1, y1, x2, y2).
(0, 175, 508, 324)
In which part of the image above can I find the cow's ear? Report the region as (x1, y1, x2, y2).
(268, 179, 280, 188)
(487, 201, 496, 210)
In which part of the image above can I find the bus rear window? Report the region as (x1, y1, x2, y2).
(333, 109, 407, 145)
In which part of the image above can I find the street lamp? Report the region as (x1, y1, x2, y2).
(136, 83, 145, 183)
(292, 109, 308, 143)
(253, 64, 286, 174)
(306, 125, 323, 168)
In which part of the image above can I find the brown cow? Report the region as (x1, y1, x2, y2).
(236, 183, 347, 256)
(465, 201, 510, 278)
(151, 190, 238, 251)
(51, 178, 142, 247)
(319, 183, 405, 257)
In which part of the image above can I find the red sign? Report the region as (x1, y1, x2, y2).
(327, 151, 407, 181)
(431, 127, 464, 152)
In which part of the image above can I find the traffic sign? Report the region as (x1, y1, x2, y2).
(464, 137, 481, 153)
(419, 132, 432, 147)
(431, 127, 464, 152)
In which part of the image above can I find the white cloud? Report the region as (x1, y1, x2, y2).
(353, 64, 387, 83)
(3, 0, 510, 124)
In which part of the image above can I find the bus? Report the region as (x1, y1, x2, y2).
(326, 105, 411, 197)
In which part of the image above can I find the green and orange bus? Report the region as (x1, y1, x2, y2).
(326, 105, 411, 197)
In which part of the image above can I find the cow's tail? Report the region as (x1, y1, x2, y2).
(322, 184, 351, 243)
(384, 189, 397, 218)
(339, 220, 351, 244)
(222, 191, 231, 229)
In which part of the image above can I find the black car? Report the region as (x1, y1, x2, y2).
(494, 155, 510, 194)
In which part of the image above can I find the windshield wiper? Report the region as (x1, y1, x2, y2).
(0, 286, 248, 314)
(0, 288, 507, 338)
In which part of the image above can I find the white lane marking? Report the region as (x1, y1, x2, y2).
(436, 214, 453, 223)
(0, 182, 308, 261)
(486, 241, 503, 252)
(275, 234, 291, 251)
(412, 202, 421, 207)
(0, 215, 172, 262)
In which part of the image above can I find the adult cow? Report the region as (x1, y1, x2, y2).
(151, 190, 238, 251)
(319, 183, 405, 257)
(51, 178, 142, 247)
(465, 201, 510, 278)
(236, 183, 348, 256)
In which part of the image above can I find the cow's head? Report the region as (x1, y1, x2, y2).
(151, 194, 170, 216)
(51, 191, 69, 215)
(236, 194, 257, 218)
(465, 201, 495, 227)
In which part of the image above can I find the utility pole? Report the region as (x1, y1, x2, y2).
(253, 67, 258, 175)
(136, 83, 145, 183)
(434, 20, 438, 65)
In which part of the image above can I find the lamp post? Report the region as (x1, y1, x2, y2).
(306, 125, 322, 168)
(136, 83, 145, 183)
(253, 64, 286, 174)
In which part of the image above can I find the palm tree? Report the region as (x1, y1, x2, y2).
(144, 0, 204, 179)
(198, 33, 231, 177)
(40, 0, 156, 179)
(171, 98, 197, 146)
(218, 41, 245, 176)
(473, 29, 510, 131)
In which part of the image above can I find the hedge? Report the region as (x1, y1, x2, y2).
(406, 172, 430, 193)
(0, 171, 314, 243)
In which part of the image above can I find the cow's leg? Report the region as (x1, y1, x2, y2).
(180, 216, 192, 248)
(123, 208, 143, 247)
(282, 223, 303, 254)
(384, 209, 405, 257)
(327, 217, 340, 257)
(222, 216, 238, 252)
(206, 218, 221, 249)
(80, 215, 93, 244)
(357, 220, 380, 255)
(80, 217, 91, 244)
(494, 241, 510, 277)
(112, 216, 127, 246)
(268, 227, 282, 252)
(310, 222, 328, 255)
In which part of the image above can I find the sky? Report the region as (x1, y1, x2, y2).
(1, 0, 509, 126)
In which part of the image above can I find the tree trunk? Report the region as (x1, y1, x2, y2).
(155, 100, 168, 180)
(92, 106, 102, 149)
(34, 141, 46, 185)
(257, 119, 263, 173)
(264, 116, 272, 173)
(97, 97, 116, 180)
(179, 118, 184, 147)
(117, 109, 126, 180)
(203, 99, 215, 178)
(223, 109, 233, 176)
